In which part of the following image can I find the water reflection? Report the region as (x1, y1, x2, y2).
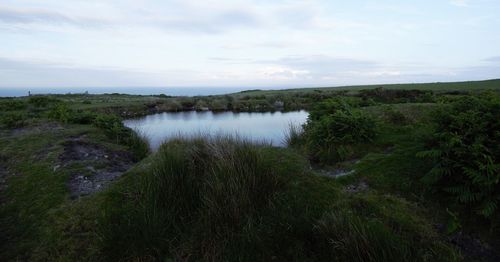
(123, 110, 309, 150)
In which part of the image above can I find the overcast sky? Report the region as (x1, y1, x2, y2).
(0, 0, 499, 89)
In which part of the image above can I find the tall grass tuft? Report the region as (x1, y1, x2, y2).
(126, 129, 150, 160)
(98, 136, 288, 260)
(284, 122, 304, 147)
(97, 136, 459, 261)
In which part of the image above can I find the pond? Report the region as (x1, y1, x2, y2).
(123, 110, 309, 150)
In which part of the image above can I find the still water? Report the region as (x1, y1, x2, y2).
(123, 110, 309, 150)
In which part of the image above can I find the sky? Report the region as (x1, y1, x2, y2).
(0, 0, 499, 90)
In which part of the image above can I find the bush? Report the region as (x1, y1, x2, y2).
(48, 104, 97, 125)
(418, 94, 500, 218)
(383, 106, 408, 124)
(209, 99, 228, 111)
(358, 88, 434, 103)
(304, 99, 376, 163)
(0, 112, 27, 128)
(93, 114, 149, 159)
(68, 110, 97, 125)
(48, 103, 71, 123)
(0, 99, 26, 111)
(93, 114, 128, 141)
(28, 96, 60, 108)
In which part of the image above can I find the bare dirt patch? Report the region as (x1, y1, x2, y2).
(11, 122, 64, 137)
(59, 138, 135, 198)
(344, 180, 369, 193)
(0, 154, 10, 206)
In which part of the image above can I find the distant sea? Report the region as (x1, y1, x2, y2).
(0, 87, 272, 97)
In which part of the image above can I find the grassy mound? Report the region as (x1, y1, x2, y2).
(68, 136, 458, 261)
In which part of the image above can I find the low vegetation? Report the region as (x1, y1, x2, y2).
(301, 98, 376, 163)
(0, 79, 499, 261)
(418, 94, 500, 219)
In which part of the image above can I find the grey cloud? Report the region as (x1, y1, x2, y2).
(454, 64, 500, 79)
(253, 55, 500, 85)
(257, 55, 379, 76)
(154, 9, 259, 34)
(0, 57, 157, 87)
(0, 6, 106, 27)
(276, 55, 378, 70)
(483, 56, 500, 63)
(208, 57, 254, 64)
(253, 41, 292, 48)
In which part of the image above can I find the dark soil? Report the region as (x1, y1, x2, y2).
(449, 231, 500, 262)
(11, 122, 63, 137)
(0, 154, 8, 197)
(59, 139, 135, 198)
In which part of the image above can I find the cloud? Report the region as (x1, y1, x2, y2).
(0, 57, 168, 87)
(0, 6, 106, 27)
(151, 9, 258, 34)
(450, 0, 469, 7)
(256, 55, 379, 78)
(208, 57, 254, 64)
(257, 66, 310, 80)
(483, 56, 500, 63)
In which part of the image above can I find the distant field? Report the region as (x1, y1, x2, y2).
(233, 78, 500, 96)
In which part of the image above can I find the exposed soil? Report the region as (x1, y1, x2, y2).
(448, 231, 500, 262)
(11, 122, 64, 137)
(59, 138, 135, 198)
(0, 154, 10, 206)
(344, 180, 369, 193)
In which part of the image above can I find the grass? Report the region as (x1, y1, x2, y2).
(1, 81, 499, 261)
(80, 136, 458, 261)
(2, 79, 498, 118)
(232, 78, 500, 96)
(0, 121, 146, 260)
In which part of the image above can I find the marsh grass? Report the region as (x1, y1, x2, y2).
(125, 129, 150, 160)
(95, 135, 459, 261)
(284, 122, 304, 147)
(98, 135, 286, 260)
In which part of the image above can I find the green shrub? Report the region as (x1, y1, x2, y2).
(209, 99, 228, 111)
(0, 112, 27, 128)
(68, 110, 97, 125)
(48, 103, 71, 123)
(418, 94, 500, 218)
(28, 96, 60, 108)
(0, 99, 26, 111)
(383, 106, 408, 124)
(92, 114, 149, 159)
(93, 114, 127, 142)
(304, 99, 376, 163)
(48, 104, 97, 125)
(358, 88, 434, 103)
